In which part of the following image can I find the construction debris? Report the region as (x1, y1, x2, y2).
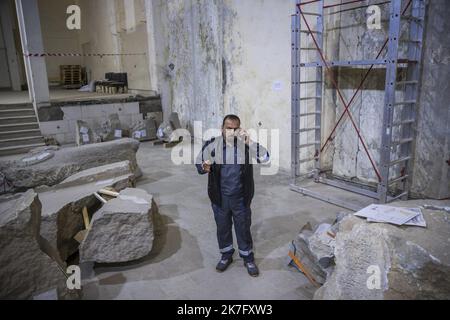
(131, 118, 157, 142)
(74, 230, 88, 244)
(74, 207, 91, 244)
(157, 112, 182, 143)
(100, 114, 122, 142)
(38, 161, 136, 261)
(157, 122, 175, 142)
(44, 136, 61, 147)
(98, 188, 119, 198)
(146, 112, 163, 127)
(76, 120, 97, 146)
(314, 200, 450, 300)
(0, 190, 76, 299)
(0, 172, 13, 194)
(288, 217, 342, 285)
(288, 246, 320, 287)
(355, 204, 427, 227)
(93, 192, 107, 204)
(82, 207, 90, 229)
(169, 112, 182, 130)
(20, 147, 56, 166)
(0, 138, 141, 190)
(58, 160, 135, 188)
(80, 188, 158, 264)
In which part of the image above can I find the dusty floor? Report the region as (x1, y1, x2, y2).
(80, 141, 353, 300)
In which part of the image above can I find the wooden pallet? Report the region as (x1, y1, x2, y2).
(60, 65, 82, 87)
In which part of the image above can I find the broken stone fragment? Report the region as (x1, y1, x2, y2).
(314, 200, 450, 300)
(19, 146, 57, 166)
(37, 161, 137, 262)
(157, 122, 175, 142)
(76, 120, 97, 146)
(58, 160, 135, 188)
(169, 112, 182, 130)
(291, 221, 336, 285)
(0, 138, 141, 190)
(100, 114, 122, 142)
(308, 223, 336, 271)
(0, 190, 72, 299)
(131, 118, 157, 141)
(157, 112, 182, 143)
(79, 188, 157, 264)
(146, 112, 163, 127)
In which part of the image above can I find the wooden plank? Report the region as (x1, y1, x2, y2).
(98, 189, 119, 197)
(94, 192, 107, 204)
(82, 207, 90, 230)
(74, 230, 88, 243)
(288, 251, 320, 287)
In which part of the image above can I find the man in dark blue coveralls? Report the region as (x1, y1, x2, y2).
(196, 115, 270, 277)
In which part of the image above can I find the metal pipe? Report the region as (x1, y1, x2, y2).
(326, 1, 391, 15)
(297, 0, 322, 7)
(323, 0, 369, 9)
(298, 0, 391, 10)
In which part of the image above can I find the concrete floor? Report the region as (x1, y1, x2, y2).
(81, 141, 353, 300)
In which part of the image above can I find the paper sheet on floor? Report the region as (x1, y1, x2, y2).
(402, 208, 427, 227)
(365, 207, 426, 228)
(354, 204, 424, 226)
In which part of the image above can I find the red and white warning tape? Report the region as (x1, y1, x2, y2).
(23, 52, 146, 57)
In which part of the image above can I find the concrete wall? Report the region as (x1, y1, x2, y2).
(151, 0, 294, 169)
(115, 0, 153, 93)
(6, 0, 27, 88)
(223, 0, 292, 170)
(78, 0, 152, 93)
(0, 17, 12, 88)
(35, 0, 153, 90)
(78, 0, 120, 83)
(151, 0, 224, 132)
(38, 0, 82, 83)
(411, 0, 450, 199)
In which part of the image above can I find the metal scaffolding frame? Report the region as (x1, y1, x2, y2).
(290, 0, 427, 211)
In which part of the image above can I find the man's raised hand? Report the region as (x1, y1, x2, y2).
(202, 160, 212, 173)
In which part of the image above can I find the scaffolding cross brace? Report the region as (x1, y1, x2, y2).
(290, 0, 427, 211)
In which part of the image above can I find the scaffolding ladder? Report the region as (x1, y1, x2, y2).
(290, 0, 427, 211)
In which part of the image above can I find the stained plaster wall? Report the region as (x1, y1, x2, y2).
(151, 0, 224, 134)
(151, 0, 302, 171)
(411, 0, 450, 199)
(149, 0, 448, 198)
